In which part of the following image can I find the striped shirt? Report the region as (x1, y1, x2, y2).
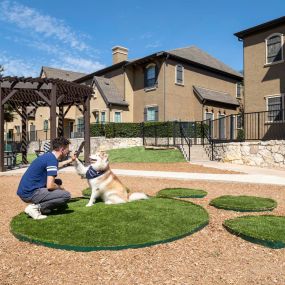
(17, 152, 58, 199)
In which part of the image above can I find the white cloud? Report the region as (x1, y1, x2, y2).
(51, 56, 105, 74)
(145, 41, 161, 49)
(0, 0, 89, 51)
(0, 52, 38, 77)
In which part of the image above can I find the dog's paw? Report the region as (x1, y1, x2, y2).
(86, 203, 93, 207)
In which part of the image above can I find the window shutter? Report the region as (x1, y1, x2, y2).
(155, 106, 159, 121)
(155, 65, 159, 86)
(144, 68, 147, 88)
(144, 107, 147, 122)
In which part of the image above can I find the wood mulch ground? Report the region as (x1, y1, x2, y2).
(0, 163, 284, 285)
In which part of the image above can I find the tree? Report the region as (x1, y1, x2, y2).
(0, 65, 15, 122)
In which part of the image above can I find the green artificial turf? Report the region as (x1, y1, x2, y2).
(107, 146, 185, 163)
(224, 215, 285, 248)
(156, 188, 207, 198)
(209, 195, 277, 212)
(11, 197, 208, 251)
(82, 187, 92, 197)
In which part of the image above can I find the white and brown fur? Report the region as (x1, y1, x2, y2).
(74, 151, 148, 206)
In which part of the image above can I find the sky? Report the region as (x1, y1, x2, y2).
(0, 0, 284, 77)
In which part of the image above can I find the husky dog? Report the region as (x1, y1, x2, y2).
(74, 151, 148, 206)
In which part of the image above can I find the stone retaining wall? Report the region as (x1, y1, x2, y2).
(27, 137, 143, 154)
(206, 140, 285, 168)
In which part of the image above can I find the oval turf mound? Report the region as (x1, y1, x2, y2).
(209, 195, 277, 212)
(11, 198, 209, 251)
(156, 188, 207, 198)
(224, 215, 285, 249)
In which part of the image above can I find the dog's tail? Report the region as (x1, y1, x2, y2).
(128, 192, 149, 202)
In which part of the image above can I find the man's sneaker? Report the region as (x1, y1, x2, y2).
(24, 204, 47, 220)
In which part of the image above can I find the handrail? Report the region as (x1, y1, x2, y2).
(178, 122, 191, 161)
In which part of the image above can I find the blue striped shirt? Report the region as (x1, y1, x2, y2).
(17, 152, 58, 199)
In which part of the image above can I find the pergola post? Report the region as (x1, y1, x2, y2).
(58, 105, 64, 137)
(21, 105, 28, 164)
(84, 95, 90, 164)
(0, 84, 4, 171)
(50, 84, 57, 141)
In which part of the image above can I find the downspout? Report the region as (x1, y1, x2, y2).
(164, 54, 169, 121)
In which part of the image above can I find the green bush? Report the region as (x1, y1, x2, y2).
(90, 123, 105, 137)
(105, 123, 143, 138)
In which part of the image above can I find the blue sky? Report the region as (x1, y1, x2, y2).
(0, 0, 284, 77)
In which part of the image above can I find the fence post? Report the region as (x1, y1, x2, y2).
(257, 112, 260, 140)
(154, 124, 157, 146)
(201, 121, 204, 146)
(167, 122, 169, 147)
(141, 122, 145, 145)
(173, 121, 176, 146)
(230, 115, 234, 141)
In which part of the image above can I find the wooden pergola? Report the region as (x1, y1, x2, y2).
(0, 76, 93, 172)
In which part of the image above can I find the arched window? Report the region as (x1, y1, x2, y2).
(144, 64, 156, 88)
(266, 33, 283, 64)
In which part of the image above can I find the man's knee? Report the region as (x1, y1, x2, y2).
(62, 191, 71, 202)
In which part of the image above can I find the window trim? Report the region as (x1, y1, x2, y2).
(265, 93, 284, 123)
(175, 64, 184, 86)
(113, 111, 122, 123)
(265, 33, 284, 65)
(100, 110, 107, 123)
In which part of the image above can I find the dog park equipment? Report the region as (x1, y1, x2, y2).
(224, 215, 285, 249)
(10, 197, 209, 251)
(209, 195, 277, 212)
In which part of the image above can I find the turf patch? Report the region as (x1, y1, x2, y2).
(156, 188, 207, 198)
(224, 215, 285, 249)
(11, 198, 209, 251)
(82, 187, 91, 197)
(209, 195, 277, 212)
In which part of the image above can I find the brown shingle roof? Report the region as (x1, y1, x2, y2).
(193, 85, 240, 106)
(41, 66, 86, 81)
(168, 46, 242, 78)
(93, 76, 128, 106)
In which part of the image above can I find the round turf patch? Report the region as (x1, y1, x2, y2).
(156, 188, 207, 198)
(209, 195, 277, 212)
(224, 215, 285, 249)
(11, 198, 209, 251)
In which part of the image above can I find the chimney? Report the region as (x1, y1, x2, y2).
(112, 46, 128, 64)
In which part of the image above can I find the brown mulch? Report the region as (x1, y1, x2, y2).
(110, 162, 242, 174)
(1, 171, 285, 285)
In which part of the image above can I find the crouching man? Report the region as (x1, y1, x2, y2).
(17, 137, 76, 220)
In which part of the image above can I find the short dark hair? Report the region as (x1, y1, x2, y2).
(51, 137, 70, 151)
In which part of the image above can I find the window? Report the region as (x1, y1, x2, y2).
(114, 112, 121, 123)
(92, 110, 99, 123)
(101, 111, 106, 123)
(267, 96, 283, 122)
(43, 120, 49, 131)
(15, 125, 20, 134)
(144, 106, 158, 122)
(236, 83, 242, 98)
(205, 112, 214, 137)
(266, 34, 283, 64)
(144, 64, 156, 88)
(77, 117, 84, 132)
(236, 114, 243, 129)
(175, 64, 184, 85)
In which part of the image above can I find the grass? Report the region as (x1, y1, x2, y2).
(209, 195, 277, 212)
(10, 197, 208, 250)
(224, 215, 285, 248)
(107, 146, 185, 163)
(156, 188, 207, 198)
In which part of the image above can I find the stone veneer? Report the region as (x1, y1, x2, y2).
(27, 137, 143, 154)
(207, 140, 285, 168)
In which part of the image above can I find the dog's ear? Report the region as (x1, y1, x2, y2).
(102, 152, 109, 161)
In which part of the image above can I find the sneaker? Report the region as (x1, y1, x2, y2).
(24, 204, 47, 220)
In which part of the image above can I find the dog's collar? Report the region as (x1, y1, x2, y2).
(86, 166, 105, 180)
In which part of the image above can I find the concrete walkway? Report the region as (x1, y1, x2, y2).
(1, 161, 285, 186)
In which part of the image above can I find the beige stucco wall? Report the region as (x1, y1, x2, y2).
(243, 24, 285, 113)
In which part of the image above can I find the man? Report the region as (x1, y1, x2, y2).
(17, 137, 76, 220)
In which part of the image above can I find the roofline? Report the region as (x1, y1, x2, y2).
(193, 86, 240, 107)
(92, 77, 129, 107)
(76, 50, 243, 84)
(234, 16, 285, 39)
(74, 61, 128, 83)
